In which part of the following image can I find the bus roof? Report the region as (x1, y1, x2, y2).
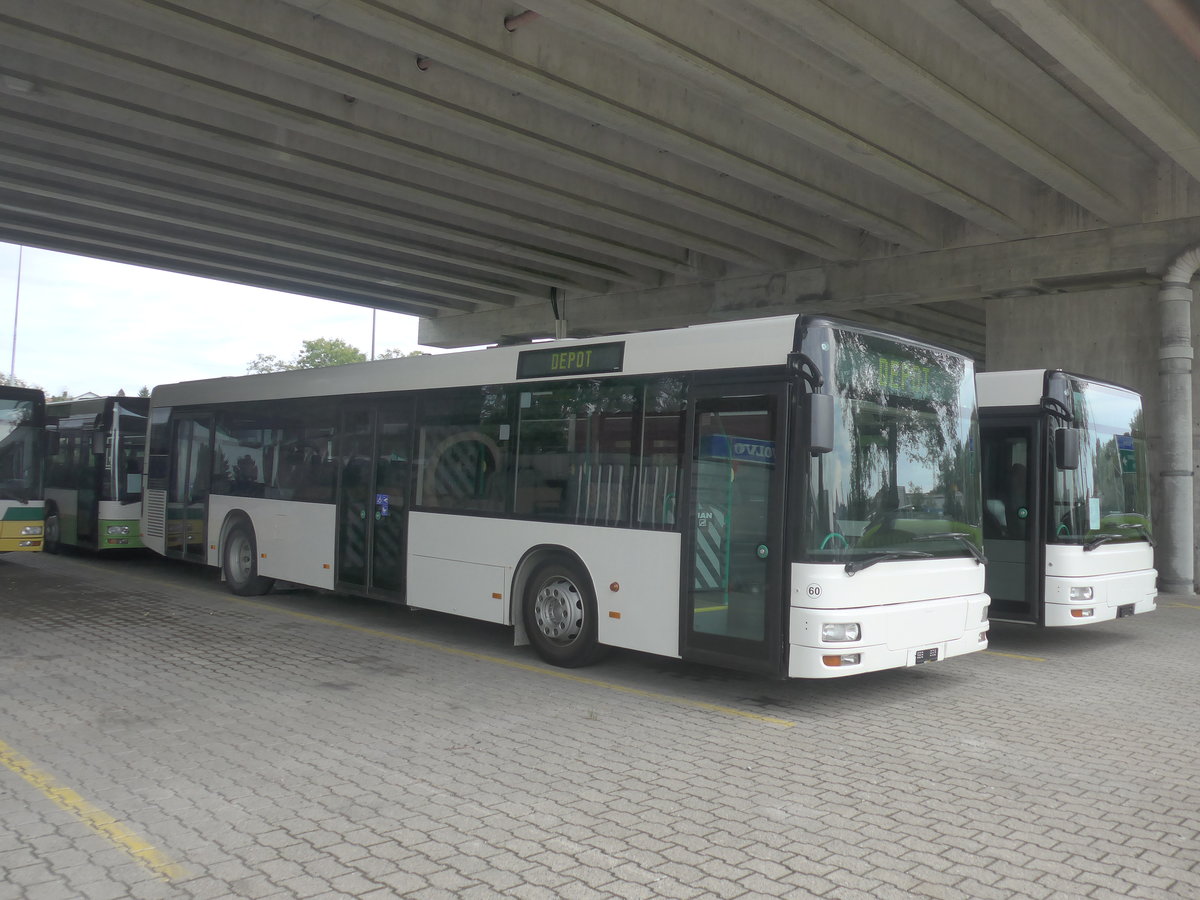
(150, 314, 975, 408)
(977, 369, 1139, 409)
(152, 315, 808, 406)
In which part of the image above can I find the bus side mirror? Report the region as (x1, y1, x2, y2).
(45, 428, 59, 456)
(809, 393, 834, 454)
(92, 431, 106, 456)
(1055, 427, 1080, 470)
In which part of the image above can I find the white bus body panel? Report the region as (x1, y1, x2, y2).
(1043, 543, 1157, 625)
(96, 499, 139, 523)
(788, 559, 989, 678)
(407, 512, 682, 658)
(207, 496, 337, 590)
(975, 370, 1046, 408)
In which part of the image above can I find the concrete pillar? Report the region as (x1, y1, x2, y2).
(1158, 246, 1200, 593)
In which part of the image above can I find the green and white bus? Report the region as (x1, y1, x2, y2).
(0, 384, 46, 552)
(977, 370, 1156, 625)
(143, 315, 989, 678)
(45, 396, 150, 552)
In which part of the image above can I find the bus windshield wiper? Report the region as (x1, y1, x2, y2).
(845, 550, 933, 576)
(1083, 533, 1122, 551)
(1113, 522, 1156, 547)
(913, 532, 987, 565)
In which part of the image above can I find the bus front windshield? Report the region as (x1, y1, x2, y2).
(803, 327, 982, 564)
(0, 398, 41, 502)
(1050, 374, 1151, 546)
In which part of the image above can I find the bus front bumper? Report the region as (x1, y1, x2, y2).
(787, 592, 990, 679)
(1043, 569, 1157, 626)
(0, 520, 43, 552)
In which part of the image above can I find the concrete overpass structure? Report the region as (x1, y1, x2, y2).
(1, 0, 1199, 588)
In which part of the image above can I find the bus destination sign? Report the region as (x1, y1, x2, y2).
(831, 330, 959, 404)
(516, 341, 625, 379)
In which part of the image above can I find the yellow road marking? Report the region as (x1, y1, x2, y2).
(1164, 602, 1200, 610)
(982, 649, 1047, 662)
(121, 569, 798, 729)
(0, 739, 188, 882)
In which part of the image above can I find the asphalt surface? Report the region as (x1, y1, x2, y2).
(0, 549, 1197, 899)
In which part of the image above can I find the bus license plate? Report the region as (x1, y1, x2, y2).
(1117, 604, 1135, 618)
(914, 648, 939, 664)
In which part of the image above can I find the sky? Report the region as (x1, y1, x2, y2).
(0, 241, 431, 398)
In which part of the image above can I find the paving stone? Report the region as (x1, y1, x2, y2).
(1, 554, 1196, 900)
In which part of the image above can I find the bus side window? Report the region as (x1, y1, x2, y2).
(416, 387, 511, 512)
(514, 379, 638, 526)
(637, 377, 685, 528)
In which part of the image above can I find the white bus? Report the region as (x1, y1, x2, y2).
(977, 370, 1156, 625)
(45, 396, 149, 552)
(0, 384, 46, 552)
(143, 315, 989, 678)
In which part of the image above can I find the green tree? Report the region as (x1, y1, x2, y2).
(247, 338, 367, 374)
(138, 386, 150, 398)
(377, 348, 427, 360)
(247, 353, 288, 374)
(297, 338, 366, 368)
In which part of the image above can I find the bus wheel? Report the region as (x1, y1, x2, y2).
(222, 522, 274, 596)
(44, 508, 60, 554)
(522, 559, 607, 668)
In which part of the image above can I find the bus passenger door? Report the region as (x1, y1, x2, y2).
(167, 415, 211, 563)
(336, 401, 412, 597)
(981, 423, 1041, 623)
(682, 384, 787, 676)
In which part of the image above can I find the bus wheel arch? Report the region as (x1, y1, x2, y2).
(220, 512, 275, 596)
(43, 502, 60, 554)
(514, 546, 608, 668)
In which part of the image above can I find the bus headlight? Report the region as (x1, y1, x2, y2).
(821, 623, 861, 642)
(1070, 586, 1094, 601)
(106, 525, 131, 535)
(20, 525, 42, 536)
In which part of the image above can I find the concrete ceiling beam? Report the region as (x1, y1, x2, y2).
(420, 216, 1200, 346)
(528, 0, 1027, 236)
(0, 64, 698, 285)
(274, 0, 950, 249)
(0, 106, 643, 294)
(70, 0, 860, 262)
(0, 190, 495, 314)
(740, 0, 1140, 223)
(0, 12, 780, 272)
(991, 0, 1200, 182)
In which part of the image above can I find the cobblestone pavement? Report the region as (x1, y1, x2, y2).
(0, 549, 1197, 899)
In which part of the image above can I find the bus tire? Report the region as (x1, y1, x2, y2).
(522, 557, 608, 668)
(43, 506, 60, 554)
(222, 521, 274, 596)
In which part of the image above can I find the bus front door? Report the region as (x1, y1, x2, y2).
(337, 401, 412, 597)
(167, 415, 211, 563)
(981, 423, 1041, 623)
(682, 385, 787, 676)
